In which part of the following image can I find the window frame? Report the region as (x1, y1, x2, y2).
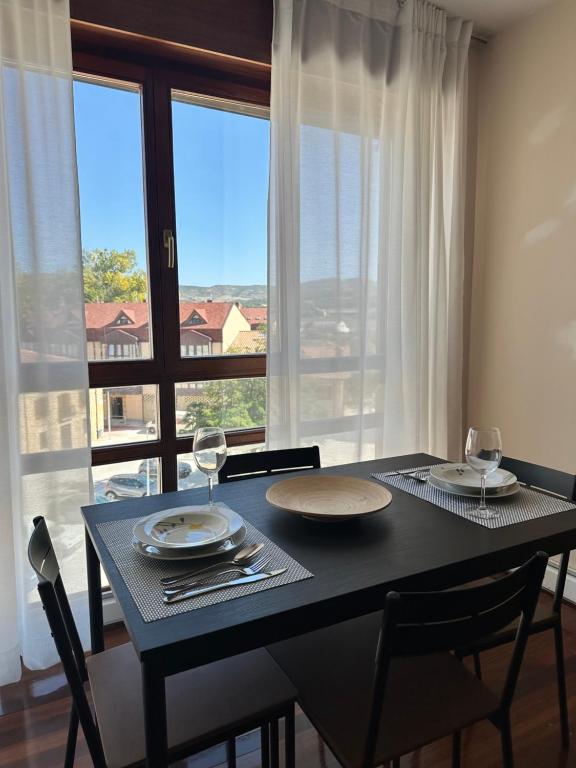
(72, 40, 269, 493)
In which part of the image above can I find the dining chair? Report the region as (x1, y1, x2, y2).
(28, 516, 297, 768)
(269, 552, 548, 768)
(456, 456, 576, 748)
(218, 445, 321, 484)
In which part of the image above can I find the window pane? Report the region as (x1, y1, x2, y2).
(89, 385, 159, 448)
(178, 443, 265, 491)
(74, 76, 152, 362)
(172, 92, 268, 357)
(175, 378, 266, 436)
(92, 458, 160, 503)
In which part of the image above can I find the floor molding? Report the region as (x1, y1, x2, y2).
(543, 562, 576, 605)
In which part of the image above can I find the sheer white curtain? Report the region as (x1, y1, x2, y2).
(268, 0, 472, 466)
(0, 0, 91, 684)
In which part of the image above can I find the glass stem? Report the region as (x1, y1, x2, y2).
(208, 475, 213, 507)
(479, 472, 487, 511)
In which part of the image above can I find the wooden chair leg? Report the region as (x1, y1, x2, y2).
(271, 719, 280, 768)
(473, 651, 482, 680)
(64, 706, 79, 768)
(452, 731, 461, 768)
(500, 716, 514, 768)
(226, 737, 237, 768)
(261, 723, 270, 768)
(285, 705, 296, 768)
(554, 624, 570, 748)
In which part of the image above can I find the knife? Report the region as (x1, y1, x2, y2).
(163, 568, 288, 604)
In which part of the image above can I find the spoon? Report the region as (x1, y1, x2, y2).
(159, 542, 265, 586)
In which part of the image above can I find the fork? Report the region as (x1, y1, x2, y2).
(162, 554, 272, 596)
(390, 469, 430, 482)
(160, 542, 264, 587)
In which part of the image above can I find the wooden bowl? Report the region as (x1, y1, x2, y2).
(266, 475, 392, 521)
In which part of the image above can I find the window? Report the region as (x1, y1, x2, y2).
(34, 397, 48, 421)
(172, 93, 268, 359)
(57, 393, 72, 422)
(73, 50, 269, 496)
(74, 76, 152, 363)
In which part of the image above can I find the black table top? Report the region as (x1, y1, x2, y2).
(81, 453, 576, 674)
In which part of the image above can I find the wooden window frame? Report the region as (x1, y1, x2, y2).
(72, 32, 269, 493)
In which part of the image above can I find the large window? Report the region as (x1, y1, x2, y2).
(74, 76, 152, 362)
(172, 93, 269, 358)
(72, 54, 269, 498)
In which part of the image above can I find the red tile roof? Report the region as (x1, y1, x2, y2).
(241, 307, 267, 328)
(84, 302, 149, 331)
(84, 302, 241, 344)
(179, 302, 234, 331)
(230, 330, 266, 353)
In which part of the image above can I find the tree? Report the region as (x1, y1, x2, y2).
(181, 378, 266, 434)
(82, 248, 147, 303)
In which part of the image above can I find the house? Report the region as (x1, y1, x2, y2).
(85, 300, 261, 360)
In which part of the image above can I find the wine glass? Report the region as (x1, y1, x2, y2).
(465, 427, 502, 519)
(193, 427, 227, 508)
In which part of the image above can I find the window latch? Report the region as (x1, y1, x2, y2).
(163, 229, 175, 269)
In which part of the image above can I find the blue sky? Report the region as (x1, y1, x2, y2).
(73, 80, 269, 286)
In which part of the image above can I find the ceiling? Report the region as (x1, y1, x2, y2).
(436, 0, 556, 36)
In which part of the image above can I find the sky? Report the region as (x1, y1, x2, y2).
(73, 80, 269, 287)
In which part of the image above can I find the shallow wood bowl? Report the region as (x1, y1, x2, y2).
(266, 475, 392, 521)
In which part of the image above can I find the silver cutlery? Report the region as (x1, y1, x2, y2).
(163, 568, 287, 604)
(160, 542, 265, 586)
(390, 469, 430, 482)
(162, 554, 272, 596)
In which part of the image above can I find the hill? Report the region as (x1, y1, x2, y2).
(179, 284, 267, 307)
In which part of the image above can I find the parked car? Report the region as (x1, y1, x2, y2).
(138, 459, 193, 479)
(104, 474, 149, 501)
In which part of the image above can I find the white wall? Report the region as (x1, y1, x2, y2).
(468, 0, 576, 473)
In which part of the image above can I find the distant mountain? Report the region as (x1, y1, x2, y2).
(179, 284, 267, 307)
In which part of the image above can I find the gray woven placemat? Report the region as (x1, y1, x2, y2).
(372, 465, 576, 529)
(97, 517, 313, 623)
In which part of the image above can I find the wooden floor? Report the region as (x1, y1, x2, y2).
(1, 592, 576, 767)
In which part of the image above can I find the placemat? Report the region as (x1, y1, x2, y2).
(97, 517, 313, 623)
(372, 465, 576, 529)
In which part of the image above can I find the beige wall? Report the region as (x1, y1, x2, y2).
(221, 305, 251, 353)
(468, 0, 576, 473)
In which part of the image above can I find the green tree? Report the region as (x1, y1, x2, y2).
(181, 379, 266, 434)
(82, 248, 147, 303)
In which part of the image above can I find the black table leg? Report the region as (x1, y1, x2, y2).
(142, 660, 168, 767)
(85, 528, 104, 654)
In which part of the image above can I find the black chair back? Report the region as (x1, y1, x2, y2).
(28, 517, 106, 766)
(219, 446, 321, 484)
(500, 456, 576, 500)
(500, 457, 576, 612)
(363, 552, 548, 767)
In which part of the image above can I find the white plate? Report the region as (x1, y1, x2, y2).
(133, 503, 243, 549)
(132, 523, 247, 561)
(429, 463, 517, 492)
(428, 475, 520, 499)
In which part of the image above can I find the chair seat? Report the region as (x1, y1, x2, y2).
(269, 612, 499, 767)
(87, 643, 296, 768)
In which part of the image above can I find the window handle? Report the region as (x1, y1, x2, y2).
(163, 229, 175, 268)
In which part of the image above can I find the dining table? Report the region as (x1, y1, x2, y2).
(81, 452, 576, 767)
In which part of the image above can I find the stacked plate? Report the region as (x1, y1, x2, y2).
(132, 503, 246, 560)
(428, 464, 520, 498)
